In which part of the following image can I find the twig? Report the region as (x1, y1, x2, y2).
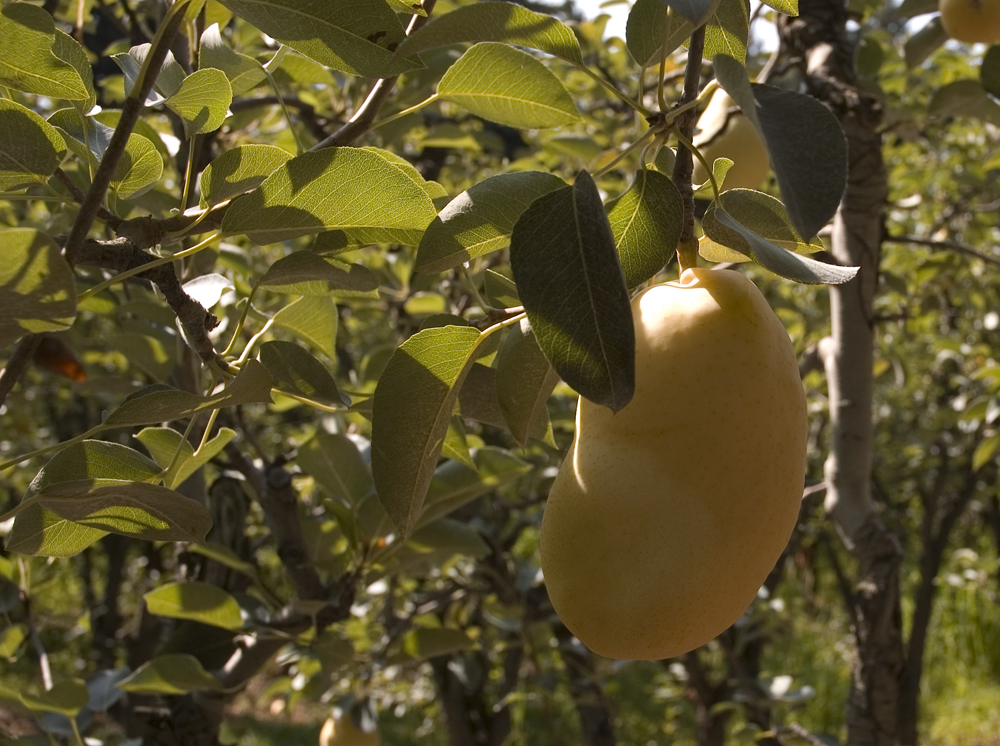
(884, 234, 1000, 269)
(68, 237, 219, 362)
(52, 168, 122, 229)
(311, 0, 438, 151)
(230, 95, 330, 142)
(671, 25, 705, 272)
(62, 5, 186, 262)
(0, 334, 42, 409)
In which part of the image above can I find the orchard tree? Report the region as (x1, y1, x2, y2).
(1, 0, 1000, 744)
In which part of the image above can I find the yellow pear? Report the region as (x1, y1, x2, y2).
(319, 714, 381, 746)
(692, 90, 770, 192)
(939, 0, 1000, 43)
(540, 268, 807, 661)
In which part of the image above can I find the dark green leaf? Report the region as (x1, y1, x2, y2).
(259, 340, 345, 406)
(222, 147, 437, 244)
(509, 171, 635, 412)
(714, 55, 847, 240)
(216, 0, 421, 78)
(144, 582, 244, 630)
(258, 253, 380, 296)
(416, 171, 566, 274)
(928, 79, 1000, 125)
(701, 189, 826, 262)
(118, 654, 223, 694)
(905, 17, 948, 68)
(371, 325, 483, 536)
(297, 432, 373, 506)
(103, 359, 273, 427)
(982, 45, 1000, 99)
(0, 229, 76, 348)
(0, 99, 67, 190)
(626, 0, 692, 66)
(758, 0, 797, 13)
(495, 321, 559, 447)
(419, 447, 531, 527)
(662, 0, 720, 24)
(16, 680, 89, 716)
(402, 627, 473, 661)
(606, 168, 683, 288)
(437, 43, 580, 129)
(712, 206, 858, 284)
(394, 2, 583, 63)
(200, 144, 292, 207)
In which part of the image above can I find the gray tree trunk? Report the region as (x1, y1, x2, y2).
(777, 3, 904, 744)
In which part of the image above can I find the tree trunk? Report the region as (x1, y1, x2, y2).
(778, 3, 904, 744)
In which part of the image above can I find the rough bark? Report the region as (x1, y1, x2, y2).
(778, 2, 904, 744)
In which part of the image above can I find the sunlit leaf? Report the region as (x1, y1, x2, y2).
(416, 171, 566, 274)
(273, 295, 338, 361)
(394, 2, 583, 63)
(258, 340, 345, 406)
(136, 426, 237, 489)
(258, 252, 379, 296)
(144, 582, 244, 630)
(704, 0, 749, 64)
(109, 134, 163, 201)
(0, 4, 92, 100)
(0, 99, 67, 190)
(626, 0, 692, 66)
(0, 229, 76, 348)
(200, 144, 292, 207)
(200, 23, 266, 95)
(118, 654, 223, 694)
(371, 325, 483, 536)
(165, 68, 233, 136)
(437, 43, 580, 129)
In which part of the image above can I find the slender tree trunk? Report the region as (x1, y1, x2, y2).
(778, 3, 904, 744)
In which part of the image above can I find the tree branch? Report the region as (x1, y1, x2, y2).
(884, 234, 1000, 270)
(672, 25, 705, 272)
(0, 334, 43, 409)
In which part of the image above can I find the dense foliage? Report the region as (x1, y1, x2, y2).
(1, 0, 1000, 744)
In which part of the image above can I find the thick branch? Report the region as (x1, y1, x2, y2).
(68, 238, 218, 361)
(63, 8, 186, 260)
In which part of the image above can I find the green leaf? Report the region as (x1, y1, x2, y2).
(702, 189, 826, 263)
(259, 340, 344, 406)
(904, 16, 947, 68)
(16, 680, 89, 716)
(0, 228, 76, 349)
(973, 434, 999, 471)
(626, 0, 692, 66)
(457, 364, 508, 430)
(200, 23, 266, 96)
(509, 171, 635, 412)
(495, 321, 559, 447)
(441, 417, 475, 468)
(895, 0, 936, 17)
(416, 171, 566, 274)
(437, 43, 580, 129)
(714, 55, 847, 241)
(484, 269, 519, 308)
(394, 2, 583, 64)
(663, 0, 720, 24)
(693, 157, 733, 198)
(118, 654, 223, 694)
(712, 206, 858, 284)
(419, 447, 531, 527)
(371, 325, 484, 536)
(272, 295, 338, 361)
(0, 4, 91, 100)
(0, 99, 67, 190)
(258, 253, 379, 296)
(29, 479, 212, 543)
(200, 144, 292, 207)
(48, 108, 114, 161)
(0, 624, 26, 658)
(983, 45, 1000, 99)
(928, 79, 1000, 125)
(704, 0, 749, 64)
(109, 134, 162, 200)
(216, 0, 421, 78)
(164, 68, 233, 136)
(297, 432, 373, 506)
(144, 582, 244, 630)
(399, 518, 490, 568)
(222, 147, 437, 244)
(402, 627, 473, 661)
(606, 168, 683, 288)
(758, 0, 797, 13)
(103, 359, 273, 428)
(136, 426, 237, 489)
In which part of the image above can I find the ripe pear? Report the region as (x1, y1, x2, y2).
(692, 90, 770, 192)
(319, 714, 380, 746)
(939, 0, 1000, 43)
(540, 268, 807, 661)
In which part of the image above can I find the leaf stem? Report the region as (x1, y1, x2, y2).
(222, 285, 260, 357)
(591, 129, 656, 179)
(371, 94, 439, 130)
(573, 63, 652, 117)
(0, 427, 102, 473)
